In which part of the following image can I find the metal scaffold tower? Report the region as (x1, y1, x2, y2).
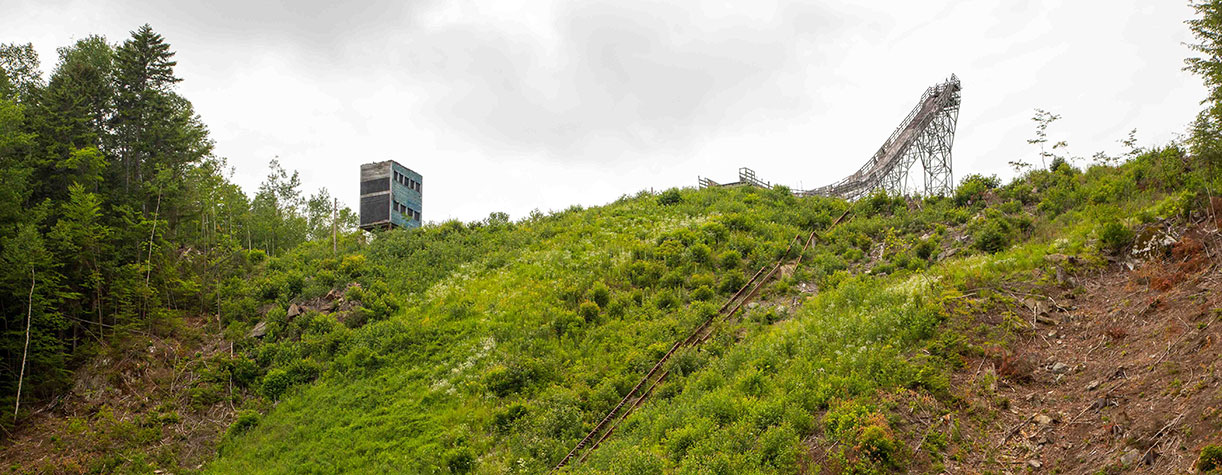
(700, 75, 961, 199)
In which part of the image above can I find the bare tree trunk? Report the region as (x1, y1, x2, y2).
(96, 279, 103, 339)
(144, 191, 161, 321)
(14, 268, 35, 421)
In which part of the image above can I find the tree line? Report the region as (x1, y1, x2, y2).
(0, 25, 354, 424)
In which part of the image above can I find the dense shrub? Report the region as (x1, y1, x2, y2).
(913, 238, 938, 261)
(717, 250, 742, 270)
(654, 290, 680, 310)
(657, 239, 686, 265)
(657, 188, 684, 205)
(260, 358, 323, 400)
(688, 273, 715, 289)
(719, 272, 747, 294)
(954, 174, 1000, 206)
(627, 261, 662, 287)
(578, 301, 600, 322)
(689, 242, 712, 263)
(260, 369, 293, 400)
(225, 410, 260, 439)
(444, 447, 476, 473)
(339, 254, 366, 276)
(691, 285, 715, 301)
(973, 221, 1010, 254)
(484, 360, 543, 397)
(1098, 221, 1134, 254)
(491, 404, 528, 434)
(587, 281, 611, 308)
(1197, 444, 1222, 472)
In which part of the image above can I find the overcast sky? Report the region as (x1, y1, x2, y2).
(2, 0, 1206, 222)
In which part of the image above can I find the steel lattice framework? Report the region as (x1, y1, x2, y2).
(700, 76, 961, 199)
(798, 75, 960, 199)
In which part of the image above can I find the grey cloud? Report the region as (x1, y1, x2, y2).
(145, 1, 428, 46)
(398, 0, 833, 159)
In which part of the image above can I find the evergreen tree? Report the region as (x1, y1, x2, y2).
(110, 24, 181, 207)
(48, 184, 111, 337)
(33, 36, 115, 201)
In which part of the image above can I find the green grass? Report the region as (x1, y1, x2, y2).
(206, 146, 1213, 473)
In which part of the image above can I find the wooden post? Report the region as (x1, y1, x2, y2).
(332, 198, 338, 256)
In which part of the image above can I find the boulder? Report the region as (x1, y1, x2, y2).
(249, 321, 268, 338)
(287, 303, 303, 318)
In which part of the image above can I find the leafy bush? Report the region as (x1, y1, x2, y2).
(717, 249, 742, 270)
(339, 254, 366, 277)
(657, 239, 686, 265)
(657, 188, 683, 205)
(973, 220, 1010, 254)
(260, 369, 293, 400)
(864, 191, 900, 214)
(1196, 444, 1222, 472)
(689, 242, 712, 263)
(691, 285, 715, 301)
(913, 238, 938, 261)
(225, 410, 260, 439)
(444, 447, 476, 473)
(627, 261, 661, 287)
(260, 359, 322, 400)
(578, 301, 600, 322)
(660, 269, 686, 288)
(484, 360, 543, 397)
(1049, 156, 1071, 173)
(954, 174, 1000, 206)
(226, 357, 262, 389)
(719, 272, 747, 294)
(491, 404, 527, 433)
(587, 281, 611, 307)
(653, 290, 680, 310)
(688, 273, 715, 289)
(1098, 221, 1134, 254)
(337, 345, 384, 375)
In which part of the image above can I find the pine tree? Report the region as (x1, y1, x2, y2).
(110, 24, 180, 206)
(48, 184, 111, 337)
(34, 36, 115, 201)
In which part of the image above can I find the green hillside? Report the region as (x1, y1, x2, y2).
(206, 145, 1207, 473)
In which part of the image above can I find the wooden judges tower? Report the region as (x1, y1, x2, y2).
(359, 160, 422, 231)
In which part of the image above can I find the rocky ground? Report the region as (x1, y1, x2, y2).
(945, 223, 1222, 474)
(0, 315, 238, 473)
